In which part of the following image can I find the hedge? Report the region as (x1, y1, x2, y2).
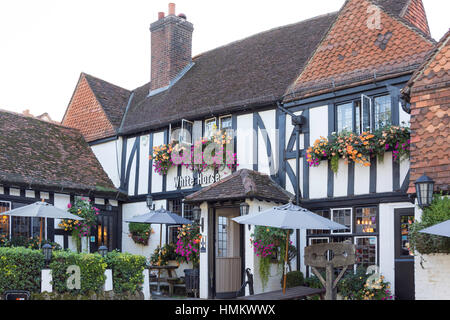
(104, 250, 147, 293)
(0, 247, 45, 295)
(410, 196, 450, 255)
(49, 250, 107, 295)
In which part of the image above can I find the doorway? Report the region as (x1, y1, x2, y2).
(394, 208, 415, 300)
(211, 207, 245, 299)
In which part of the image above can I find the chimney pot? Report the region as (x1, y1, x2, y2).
(178, 13, 186, 20)
(158, 12, 165, 20)
(168, 3, 175, 15)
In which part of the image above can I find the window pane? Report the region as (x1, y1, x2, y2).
(355, 101, 361, 134)
(374, 95, 391, 129)
(332, 209, 352, 233)
(0, 202, 10, 237)
(337, 103, 353, 133)
(362, 95, 371, 132)
(355, 207, 377, 233)
(400, 215, 414, 256)
(205, 119, 216, 138)
(355, 237, 377, 269)
(220, 116, 232, 130)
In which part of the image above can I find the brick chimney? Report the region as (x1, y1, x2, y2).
(150, 3, 193, 93)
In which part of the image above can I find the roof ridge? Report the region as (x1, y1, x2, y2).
(82, 72, 131, 93)
(0, 108, 78, 132)
(193, 11, 339, 61)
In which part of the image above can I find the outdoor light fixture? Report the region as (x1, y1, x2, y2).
(42, 244, 53, 267)
(146, 195, 153, 209)
(105, 203, 112, 211)
(193, 206, 204, 232)
(200, 236, 206, 253)
(98, 246, 108, 257)
(240, 202, 251, 230)
(415, 174, 435, 208)
(240, 202, 249, 216)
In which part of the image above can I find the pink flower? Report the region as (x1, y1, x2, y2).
(67, 203, 72, 209)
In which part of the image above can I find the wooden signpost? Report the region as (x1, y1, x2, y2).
(304, 242, 356, 300)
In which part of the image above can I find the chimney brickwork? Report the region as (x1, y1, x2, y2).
(150, 3, 193, 92)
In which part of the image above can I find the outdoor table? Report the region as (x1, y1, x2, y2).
(235, 286, 325, 300)
(148, 265, 179, 296)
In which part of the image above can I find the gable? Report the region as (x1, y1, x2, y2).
(62, 74, 117, 142)
(284, 0, 434, 102)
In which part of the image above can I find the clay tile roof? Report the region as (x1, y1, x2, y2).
(0, 109, 120, 197)
(185, 169, 294, 203)
(119, 12, 338, 135)
(283, 0, 435, 102)
(83, 73, 131, 129)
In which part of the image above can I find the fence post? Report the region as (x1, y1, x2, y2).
(41, 269, 52, 293)
(142, 268, 150, 300)
(104, 269, 113, 292)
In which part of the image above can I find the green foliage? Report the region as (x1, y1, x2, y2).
(49, 250, 106, 295)
(281, 271, 304, 288)
(252, 226, 294, 291)
(150, 242, 178, 266)
(31, 290, 144, 300)
(104, 250, 147, 294)
(128, 222, 152, 245)
(304, 272, 325, 289)
(0, 247, 45, 294)
(410, 196, 450, 254)
(337, 267, 368, 300)
(1, 236, 62, 250)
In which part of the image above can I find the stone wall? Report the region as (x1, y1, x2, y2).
(415, 253, 450, 300)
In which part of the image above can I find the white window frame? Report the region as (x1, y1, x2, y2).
(308, 237, 329, 245)
(204, 117, 217, 138)
(361, 94, 373, 133)
(180, 119, 194, 145)
(0, 201, 12, 237)
(354, 236, 378, 272)
(219, 115, 232, 130)
(373, 94, 392, 130)
(331, 208, 353, 234)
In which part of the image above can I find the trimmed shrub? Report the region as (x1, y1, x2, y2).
(0, 247, 45, 294)
(410, 196, 450, 254)
(281, 271, 304, 288)
(104, 250, 147, 293)
(50, 250, 106, 295)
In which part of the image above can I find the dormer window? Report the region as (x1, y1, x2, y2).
(219, 115, 232, 130)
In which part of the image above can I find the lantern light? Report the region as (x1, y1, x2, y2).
(42, 243, 53, 266)
(415, 174, 435, 208)
(146, 195, 153, 209)
(98, 245, 108, 257)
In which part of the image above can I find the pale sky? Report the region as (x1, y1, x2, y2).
(0, 0, 448, 122)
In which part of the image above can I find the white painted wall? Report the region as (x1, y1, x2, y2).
(257, 110, 277, 176)
(377, 152, 393, 193)
(309, 163, 328, 199)
(236, 114, 254, 170)
(90, 138, 122, 188)
(379, 202, 415, 297)
(415, 254, 450, 300)
(354, 162, 370, 195)
(138, 134, 150, 195)
(151, 131, 165, 193)
(127, 137, 137, 196)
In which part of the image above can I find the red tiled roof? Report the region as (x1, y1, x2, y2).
(62, 73, 131, 142)
(284, 0, 435, 102)
(405, 31, 450, 193)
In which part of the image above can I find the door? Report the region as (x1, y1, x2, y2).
(394, 208, 415, 300)
(90, 211, 116, 253)
(214, 208, 243, 299)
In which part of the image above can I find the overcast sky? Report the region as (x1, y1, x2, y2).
(0, 0, 448, 122)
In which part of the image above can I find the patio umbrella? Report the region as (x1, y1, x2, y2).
(419, 219, 450, 238)
(3, 200, 84, 244)
(232, 201, 347, 294)
(125, 207, 193, 296)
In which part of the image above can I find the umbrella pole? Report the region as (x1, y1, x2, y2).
(39, 218, 43, 247)
(155, 224, 163, 296)
(283, 230, 289, 294)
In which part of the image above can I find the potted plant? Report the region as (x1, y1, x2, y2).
(129, 222, 153, 246)
(150, 243, 178, 266)
(58, 198, 99, 252)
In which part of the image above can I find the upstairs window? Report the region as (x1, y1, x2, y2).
(219, 115, 232, 130)
(205, 118, 217, 138)
(180, 119, 193, 144)
(336, 94, 392, 134)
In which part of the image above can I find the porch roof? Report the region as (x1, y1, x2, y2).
(185, 169, 294, 204)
